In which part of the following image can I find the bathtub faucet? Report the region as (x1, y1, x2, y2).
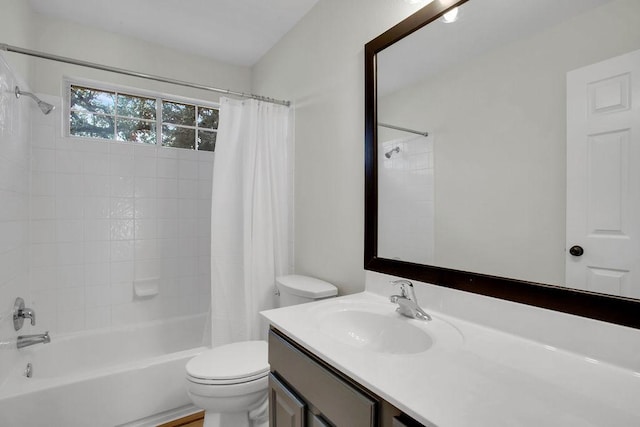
(17, 331, 50, 349)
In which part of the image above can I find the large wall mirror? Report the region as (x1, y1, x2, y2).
(364, 0, 640, 328)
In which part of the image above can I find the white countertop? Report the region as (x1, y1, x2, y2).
(261, 292, 640, 427)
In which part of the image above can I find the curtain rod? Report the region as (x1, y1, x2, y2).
(378, 122, 428, 137)
(0, 43, 291, 107)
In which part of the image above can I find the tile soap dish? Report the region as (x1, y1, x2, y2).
(134, 277, 159, 298)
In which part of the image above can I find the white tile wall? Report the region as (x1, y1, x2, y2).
(378, 135, 434, 263)
(0, 56, 31, 384)
(28, 95, 213, 334)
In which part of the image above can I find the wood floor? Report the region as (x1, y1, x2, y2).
(157, 411, 205, 427)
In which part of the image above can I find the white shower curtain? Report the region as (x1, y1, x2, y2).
(210, 97, 291, 346)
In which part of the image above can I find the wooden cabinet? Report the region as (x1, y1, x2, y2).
(268, 328, 427, 427)
(269, 373, 305, 427)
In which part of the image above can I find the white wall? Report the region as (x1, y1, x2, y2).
(28, 11, 251, 102)
(28, 95, 213, 333)
(0, 2, 250, 101)
(252, 0, 427, 294)
(0, 0, 33, 82)
(0, 56, 31, 384)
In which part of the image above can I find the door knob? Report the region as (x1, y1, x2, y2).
(569, 245, 584, 257)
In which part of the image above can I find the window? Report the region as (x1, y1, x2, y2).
(162, 101, 218, 150)
(68, 83, 218, 151)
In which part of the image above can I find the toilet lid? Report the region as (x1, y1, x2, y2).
(186, 341, 269, 383)
(276, 274, 337, 298)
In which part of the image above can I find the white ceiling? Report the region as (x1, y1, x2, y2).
(28, 0, 321, 67)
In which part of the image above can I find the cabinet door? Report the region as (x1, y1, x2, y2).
(269, 330, 376, 426)
(270, 373, 305, 427)
(392, 415, 429, 427)
(309, 413, 331, 427)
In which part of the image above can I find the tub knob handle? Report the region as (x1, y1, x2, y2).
(13, 297, 36, 330)
(21, 308, 36, 326)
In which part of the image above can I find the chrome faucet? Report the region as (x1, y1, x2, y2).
(13, 297, 36, 330)
(18, 307, 35, 325)
(17, 331, 50, 349)
(389, 280, 431, 321)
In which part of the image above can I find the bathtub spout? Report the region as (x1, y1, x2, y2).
(17, 331, 50, 349)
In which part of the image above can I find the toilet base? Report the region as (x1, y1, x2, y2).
(203, 411, 247, 427)
(202, 411, 269, 427)
(202, 394, 269, 427)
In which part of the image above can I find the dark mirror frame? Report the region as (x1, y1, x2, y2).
(364, 0, 640, 329)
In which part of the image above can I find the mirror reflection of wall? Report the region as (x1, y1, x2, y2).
(376, 0, 640, 290)
(378, 131, 434, 264)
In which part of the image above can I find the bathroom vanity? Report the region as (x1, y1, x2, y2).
(268, 327, 423, 427)
(261, 291, 640, 427)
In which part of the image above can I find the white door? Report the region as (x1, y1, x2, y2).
(566, 49, 640, 298)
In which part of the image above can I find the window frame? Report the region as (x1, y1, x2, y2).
(64, 77, 219, 150)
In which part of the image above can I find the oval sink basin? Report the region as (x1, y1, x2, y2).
(319, 310, 433, 354)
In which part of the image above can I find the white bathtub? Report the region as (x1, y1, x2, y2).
(0, 314, 209, 427)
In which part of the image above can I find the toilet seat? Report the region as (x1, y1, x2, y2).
(187, 371, 268, 385)
(186, 340, 269, 386)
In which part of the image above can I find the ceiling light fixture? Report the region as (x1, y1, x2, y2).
(441, 7, 459, 23)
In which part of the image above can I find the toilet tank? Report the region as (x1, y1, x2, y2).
(276, 275, 337, 307)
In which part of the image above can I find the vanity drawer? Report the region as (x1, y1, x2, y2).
(269, 328, 376, 426)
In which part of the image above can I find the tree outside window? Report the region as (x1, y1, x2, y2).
(69, 84, 218, 151)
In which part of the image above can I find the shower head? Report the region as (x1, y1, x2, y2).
(15, 86, 55, 115)
(37, 100, 55, 115)
(384, 146, 400, 159)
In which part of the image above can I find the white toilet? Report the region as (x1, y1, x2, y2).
(185, 275, 338, 427)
